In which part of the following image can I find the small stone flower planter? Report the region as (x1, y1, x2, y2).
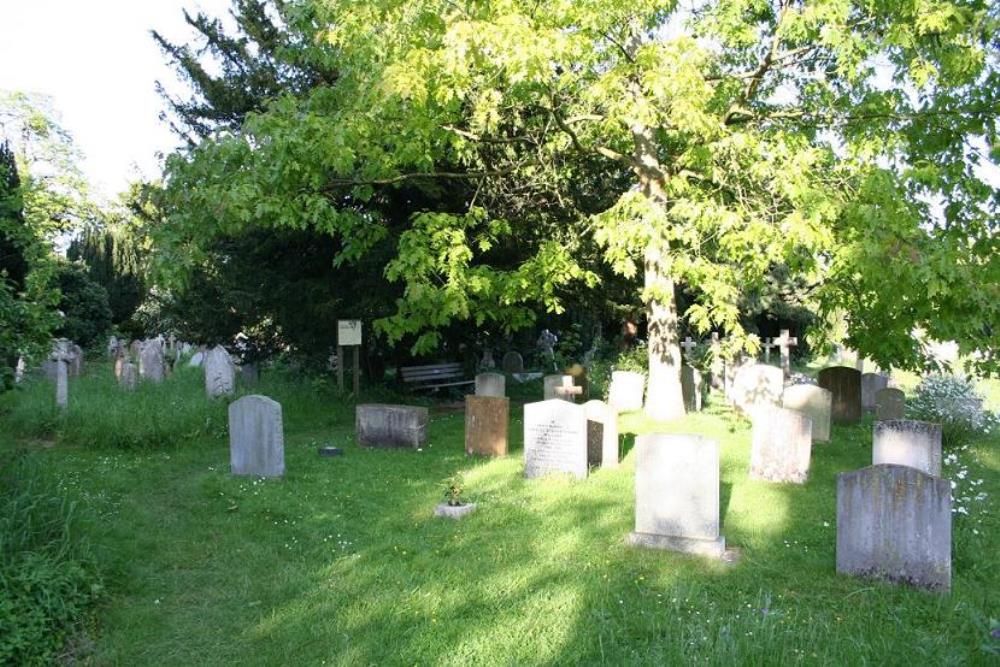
(434, 502, 477, 519)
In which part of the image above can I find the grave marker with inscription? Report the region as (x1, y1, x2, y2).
(523, 399, 587, 479)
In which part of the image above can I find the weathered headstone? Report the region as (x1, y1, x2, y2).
(818, 366, 862, 423)
(68, 343, 84, 377)
(139, 339, 165, 382)
(204, 345, 236, 397)
(608, 371, 645, 412)
(781, 384, 832, 442)
(837, 464, 951, 591)
(709, 332, 724, 391)
(874, 388, 905, 421)
(627, 434, 726, 557)
(861, 372, 890, 412)
(229, 395, 284, 477)
(681, 365, 703, 412)
(107, 335, 120, 358)
(465, 395, 508, 457)
(749, 406, 813, 483)
(188, 350, 205, 367)
(584, 400, 619, 469)
(523, 399, 587, 479)
(731, 363, 783, 415)
(478, 346, 496, 371)
(356, 404, 429, 448)
(475, 372, 505, 398)
(119, 361, 138, 391)
(129, 339, 141, 359)
(501, 351, 524, 374)
(51, 340, 72, 409)
(873, 419, 942, 476)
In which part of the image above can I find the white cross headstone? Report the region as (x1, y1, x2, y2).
(554, 375, 583, 402)
(762, 338, 777, 364)
(774, 329, 798, 378)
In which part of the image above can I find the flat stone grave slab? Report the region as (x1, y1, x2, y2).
(837, 464, 951, 591)
(465, 395, 509, 457)
(627, 433, 726, 558)
(781, 384, 831, 443)
(356, 404, 429, 448)
(818, 366, 862, 423)
(749, 406, 812, 484)
(229, 395, 284, 477)
(872, 419, 942, 476)
(875, 388, 905, 421)
(523, 399, 587, 479)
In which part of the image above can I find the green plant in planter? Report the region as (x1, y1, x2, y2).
(443, 475, 464, 507)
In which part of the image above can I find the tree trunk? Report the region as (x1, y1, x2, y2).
(643, 243, 686, 421)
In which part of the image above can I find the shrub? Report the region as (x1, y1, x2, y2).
(0, 451, 102, 664)
(907, 374, 996, 449)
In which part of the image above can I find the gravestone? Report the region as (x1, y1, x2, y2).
(229, 395, 284, 477)
(188, 350, 205, 367)
(731, 363, 783, 415)
(873, 419, 942, 476)
(627, 434, 726, 557)
(544, 374, 581, 401)
(523, 399, 587, 479)
(501, 351, 524, 374)
(608, 371, 645, 412)
(781, 384, 832, 442)
(113, 350, 126, 382)
(129, 339, 141, 358)
(818, 366, 862, 423)
(478, 346, 496, 371)
(240, 363, 260, 386)
(51, 340, 72, 409)
(861, 373, 890, 412)
(475, 372, 506, 398)
(564, 363, 588, 399)
(774, 329, 798, 378)
(107, 335, 119, 358)
(356, 404, 428, 448)
(119, 361, 138, 391)
(749, 407, 813, 484)
(875, 388, 905, 421)
(681, 365, 703, 412)
(837, 464, 951, 591)
(68, 343, 84, 377)
(709, 332, 724, 391)
(465, 395, 509, 457)
(584, 400, 619, 469)
(762, 338, 777, 364)
(204, 345, 236, 397)
(139, 339, 165, 382)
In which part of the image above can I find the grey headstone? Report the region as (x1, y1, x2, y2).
(188, 351, 205, 368)
(781, 384, 832, 442)
(240, 363, 260, 386)
(584, 400, 619, 469)
(874, 388, 905, 421)
(68, 343, 84, 377)
(204, 345, 236, 397)
(873, 419, 942, 476)
(51, 340, 72, 409)
(356, 404, 428, 448)
(501, 351, 524, 373)
(608, 371, 645, 412)
(41, 360, 58, 380)
(818, 366, 862, 423)
(119, 361, 138, 391)
(475, 372, 505, 397)
(681, 365, 703, 412)
(139, 339, 165, 382)
(837, 464, 951, 591)
(732, 363, 783, 415)
(229, 395, 284, 477)
(749, 406, 813, 484)
(627, 434, 726, 557)
(861, 373, 890, 411)
(523, 399, 587, 479)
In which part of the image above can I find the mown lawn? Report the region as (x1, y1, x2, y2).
(1, 362, 997, 665)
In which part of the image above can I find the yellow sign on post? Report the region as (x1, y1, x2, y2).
(336, 320, 362, 393)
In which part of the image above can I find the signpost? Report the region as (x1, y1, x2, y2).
(337, 320, 362, 393)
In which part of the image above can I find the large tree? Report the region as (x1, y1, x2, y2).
(163, 0, 999, 417)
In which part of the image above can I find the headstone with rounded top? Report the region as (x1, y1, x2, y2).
(781, 384, 831, 442)
(204, 345, 236, 397)
(732, 363, 783, 416)
(874, 388, 905, 421)
(749, 406, 813, 484)
(501, 351, 524, 374)
(229, 395, 284, 477)
(861, 373, 890, 412)
(139, 339, 165, 382)
(818, 366, 862, 423)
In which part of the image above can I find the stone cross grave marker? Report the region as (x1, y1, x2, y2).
(204, 345, 236, 397)
(861, 373, 890, 412)
(774, 329, 797, 378)
(51, 340, 72, 409)
(818, 366, 862, 423)
(608, 371, 645, 412)
(873, 419, 942, 476)
(627, 434, 726, 558)
(584, 400, 619, 469)
(475, 372, 505, 398)
(465, 395, 509, 457)
(681, 336, 697, 360)
(874, 387, 905, 421)
(762, 338, 777, 364)
(749, 406, 813, 483)
(523, 399, 587, 479)
(356, 404, 428, 448)
(554, 375, 583, 402)
(229, 395, 285, 477)
(781, 384, 831, 442)
(837, 464, 951, 591)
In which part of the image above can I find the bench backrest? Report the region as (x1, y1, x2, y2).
(400, 363, 465, 383)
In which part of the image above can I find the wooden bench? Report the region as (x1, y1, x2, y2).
(400, 363, 475, 392)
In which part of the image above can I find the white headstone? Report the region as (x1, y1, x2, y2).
(749, 406, 813, 484)
(872, 420, 942, 476)
(732, 363, 784, 415)
(475, 372, 505, 397)
(229, 395, 284, 477)
(523, 399, 587, 479)
(204, 345, 236, 397)
(139, 339, 165, 382)
(608, 371, 645, 412)
(781, 384, 832, 442)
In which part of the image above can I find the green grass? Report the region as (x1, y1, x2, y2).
(0, 362, 997, 664)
